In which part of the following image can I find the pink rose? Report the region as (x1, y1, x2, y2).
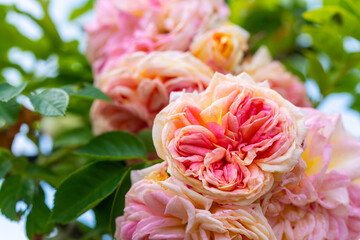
(262, 108, 360, 240)
(91, 51, 213, 134)
(115, 163, 276, 240)
(153, 72, 306, 205)
(190, 23, 249, 73)
(348, 185, 360, 239)
(239, 47, 312, 107)
(85, 0, 229, 74)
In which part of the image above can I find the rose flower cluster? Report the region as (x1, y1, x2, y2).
(87, 0, 310, 135)
(85, 0, 360, 239)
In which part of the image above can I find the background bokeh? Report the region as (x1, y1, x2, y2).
(0, 0, 359, 239)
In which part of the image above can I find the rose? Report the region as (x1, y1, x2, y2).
(190, 23, 249, 73)
(301, 108, 360, 180)
(261, 108, 360, 240)
(153, 72, 306, 205)
(238, 47, 311, 107)
(263, 166, 352, 240)
(116, 162, 276, 240)
(91, 51, 213, 134)
(85, 0, 229, 74)
(348, 185, 360, 239)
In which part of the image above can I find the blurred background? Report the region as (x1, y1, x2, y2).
(0, 0, 359, 239)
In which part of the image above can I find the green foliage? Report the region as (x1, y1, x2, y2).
(229, 0, 360, 106)
(0, 158, 12, 178)
(62, 83, 111, 102)
(26, 186, 54, 239)
(53, 127, 93, 148)
(69, 0, 94, 20)
(51, 161, 130, 224)
(0, 99, 21, 126)
(0, 175, 35, 220)
(76, 131, 147, 161)
(137, 130, 156, 153)
(109, 163, 148, 235)
(0, 83, 27, 102)
(228, 0, 307, 57)
(303, 6, 360, 41)
(29, 89, 70, 116)
(301, 0, 360, 104)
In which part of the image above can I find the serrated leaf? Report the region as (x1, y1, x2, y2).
(0, 82, 27, 102)
(0, 99, 21, 124)
(29, 89, 69, 117)
(26, 186, 54, 239)
(62, 83, 111, 102)
(75, 131, 147, 161)
(51, 161, 130, 224)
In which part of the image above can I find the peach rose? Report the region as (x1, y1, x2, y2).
(115, 162, 276, 240)
(91, 51, 213, 134)
(86, 0, 229, 74)
(190, 23, 249, 73)
(153, 72, 306, 205)
(239, 47, 311, 107)
(261, 108, 360, 240)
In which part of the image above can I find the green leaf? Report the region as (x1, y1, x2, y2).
(0, 176, 34, 220)
(302, 25, 345, 62)
(0, 99, 21, 124)
(0, 148, 13, 179)
(93, 192, 115, 231)
(333, 69, 360, 93)
(29, 89, 69, 117)
(53, 127, 93, 148)
(0, 82, 27, 102)
(109, 163, 146, 234)
(303, 6, 360, 41)
(351, 93, 360, 112)
(137, 130, 156, 153)
(76, 131, 147, 161)
(62, 83, 111, 102)
(66, 96, 93, 116)
(324, 0, 360, 18)
(26, 186, 54, 239)
(12, 157, 29, 175)
(51, 161, 130, 224)
(0, 175, 22, 220)
(21, 178, 35, 206)
(0, 159, 12, 179)
(69, 0, 93, 20)
(304, 51, 328, 95)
